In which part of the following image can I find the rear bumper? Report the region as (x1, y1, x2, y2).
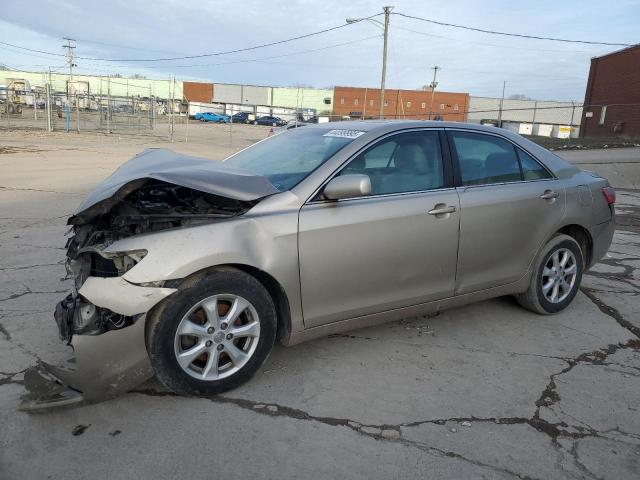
(588, 215, 615, 268)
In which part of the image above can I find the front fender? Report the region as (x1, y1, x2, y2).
(104, 213, 303, 330)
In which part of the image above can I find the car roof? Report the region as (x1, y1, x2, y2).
(305, 119, 508, 133)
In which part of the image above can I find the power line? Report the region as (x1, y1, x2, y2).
(392, 25, 592, 54)
(393, 12, 634, 47)
(0, 40, 66, 58)
(1, 14, 381, 63)
(141, 35, 382, 69)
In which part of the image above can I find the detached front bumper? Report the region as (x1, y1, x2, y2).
(20, 277, 176, 412)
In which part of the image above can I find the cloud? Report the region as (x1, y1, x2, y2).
(0, 0, 637, 100)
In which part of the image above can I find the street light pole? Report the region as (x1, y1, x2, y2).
(379, 6, 393, 119)
(428, 66, 440, 120)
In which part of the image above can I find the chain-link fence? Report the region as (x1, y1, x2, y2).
(0, 87, 168, 134)
(2, 83, 638, 146)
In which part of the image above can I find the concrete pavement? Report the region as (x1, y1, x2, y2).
(1, 130, 638, 480)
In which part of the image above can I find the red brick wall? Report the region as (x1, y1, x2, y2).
(580, 45, 640, 139)
(333, 86, 469, 121)
(183, 82, 214, 103)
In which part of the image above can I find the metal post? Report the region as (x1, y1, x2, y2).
(185, 104, 190, 143)
(497, 81, 506, 127)
(169, 75, 175, 142)
(379, 6, 393, 119)
(569, 101, 576, 144)
(428, 66, 440, 120)
(45, 83, 52, 132)
(75, 93, 80, 133)
(107, 77, 111, 133)
(532, 101, 537, 134)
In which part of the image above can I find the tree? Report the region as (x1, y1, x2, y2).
(507, 94, 535, 101)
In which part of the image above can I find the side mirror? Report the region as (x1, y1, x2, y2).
(323, 174, 371, 200)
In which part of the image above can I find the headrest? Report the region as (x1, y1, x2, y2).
(394, 143, 429, 173)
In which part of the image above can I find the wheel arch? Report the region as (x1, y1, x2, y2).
(157, 264, 293, 345)
(555, 224, 593, 268)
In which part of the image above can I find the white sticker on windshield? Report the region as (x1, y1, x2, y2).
(322, 129, 366, 139)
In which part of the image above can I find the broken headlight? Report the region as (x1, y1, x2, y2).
(106, 249, 148, 275)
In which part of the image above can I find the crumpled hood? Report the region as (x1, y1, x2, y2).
(70, 148, 278, 224)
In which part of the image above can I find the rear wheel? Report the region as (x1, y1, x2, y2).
(148, 269, 276, 396)
(517, 234, 583, 314)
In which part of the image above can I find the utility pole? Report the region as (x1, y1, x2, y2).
(63, 37, 76, 132)
(379, 6, 393, 119)
(62, 38, 76, 96)
(497, 80, 506, 127)
(428, 66, 440, 120)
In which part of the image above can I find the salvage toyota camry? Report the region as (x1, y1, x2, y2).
(21, 121, 615, 410)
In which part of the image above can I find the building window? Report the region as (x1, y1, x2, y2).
(354, 98, 359, 105)
(599, 106, 607, 125)
(340, 98, 345, 105)
(369, 99, 374, 107)
(454, 104, 459, 111)
(406, 101, 412, 108)
(384, 101, 388, 107)
(440, 103, 445, 110)
(421, 102, 426, 109)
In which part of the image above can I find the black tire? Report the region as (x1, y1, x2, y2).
(516, 234, 584, 314)
(147, 268, 277, 396)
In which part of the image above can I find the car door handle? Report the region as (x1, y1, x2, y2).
(540, 190, 559, 200)
(428, 205, 457, 216)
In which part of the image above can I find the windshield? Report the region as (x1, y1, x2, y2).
(223, 128, 362, 191)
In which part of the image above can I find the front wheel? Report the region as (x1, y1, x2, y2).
(147, 269, 277, 396)
(516, 234, 584, 314)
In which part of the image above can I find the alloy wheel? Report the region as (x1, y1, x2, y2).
(541, 248, 577, 303)
(174, 294, 261, 381)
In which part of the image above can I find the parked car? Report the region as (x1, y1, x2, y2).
(22, 121, 615, 410)
(200, 112, 230, 123)
(254, 115, 286, 126)
(231, 111, 252, 124)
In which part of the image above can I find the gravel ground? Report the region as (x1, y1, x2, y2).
(0, 129, 638, 480)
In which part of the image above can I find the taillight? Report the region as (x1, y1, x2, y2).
(602, 186, 616, 205)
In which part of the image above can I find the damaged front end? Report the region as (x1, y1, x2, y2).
(21, 149, 277, 411)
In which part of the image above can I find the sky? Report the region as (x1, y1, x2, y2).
(0, 0, 638, 101)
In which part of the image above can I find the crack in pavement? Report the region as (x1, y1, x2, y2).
(0, 186, 84, 196)
(127, 288, 640, 479)
(0, 322, 11, 341)
(0, 289, 68, 303)
(0, 261, 65, 272)
(581, 287, 640, 337)
(130, 388, 540, 480)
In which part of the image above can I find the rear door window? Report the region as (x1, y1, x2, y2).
(518, 149, 552, 180)
(451, 132, 522, 186)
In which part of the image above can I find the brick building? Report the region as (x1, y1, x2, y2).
(580, 44, 640, 139)
(333, 86, 469, 121)
(183, 81, 214, 103)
